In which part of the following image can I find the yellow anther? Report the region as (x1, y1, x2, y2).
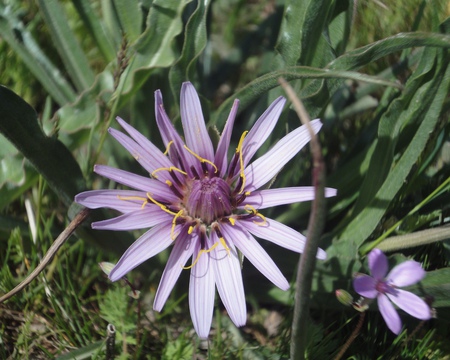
(236, 131, 248, 194)
(228, 217, 236, 226)
(146, 193, 178, 216)
(152, 166, 187, 178)
(183, 145, 218, 173)
(166, 180, 173, 187)
(183, 242, 219, 269)
(219, 237, 231, 256)
(117, 195, 148, 209)
(244, 204, 266, 225)
(244, 191, 251, 196)
(188, 225, 195, 234)
(171, 210, 184, 240)
(164, 140, 174, 155)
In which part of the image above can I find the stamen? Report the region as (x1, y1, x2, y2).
(151, 166, 187, 178)
(146, 193, 178, 216)
(244, 204, 267, 225)
(164, 140, 174, 155)
(183, 242, 219, 269)
(171, 210, 184, 240)
(236, 131, 248, 194)
(228, 217, 236, 226)
(184, 145, 218, 173)
(117, 195, 148, 209)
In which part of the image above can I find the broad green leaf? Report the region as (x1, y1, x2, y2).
(409, 268, 450, 308)
(0, 5, 76, 105)
(211, 66, 401, 128)
(118, 0, 190, 97)
(37, 0, 95, 91)
(274, 0, 334, 66)
(72, 0, 117, 62)
(0, 86, 85, 206)
(113, 0, 142, 42)
(333, 49, 450, 254)
(169, 0, 210, 99)
(55, 340, 104, 360)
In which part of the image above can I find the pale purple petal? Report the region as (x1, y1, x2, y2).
(75, 189, 147, 213)
(221, 222, 289, 290)
(189, 238, 216, 339)
(378, 293, 402, 334)
(243, 187, 337, 209)
(387, 260, 425, 287)
(215, 99, 239, 177)
(92, 207, 173, 230)
(94, 165, 179, 203)
(210, 231, 247, 327)
(154, 90, 194, 174)
(353, 274, 378, 298)
(240, 217, 326, 260)
(243, 119, 322, 192)
(113, 118, 172, 176)
(154, 228, 195, 311)
(368, 249, 388, 280)
(241, 96, 286, 169)
(180, 82, 214, 161)
(109, 222, 175, 281)
(387, 289, 431, 320)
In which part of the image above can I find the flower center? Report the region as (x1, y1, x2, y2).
(185, 177, 232, 224)
(375, 280, 395, 295)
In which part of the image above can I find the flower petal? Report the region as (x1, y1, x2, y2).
(94, 165, 179, 203)
(368, 248, 388, 280)
(75, 189, 147, 213)
(189, 238, 216, 339)
(240, 217, 326, 259)
(221, 222, 289, 290)
(154, 90, 194, 174)
(153, 227, 195, 311)
(92, 207, 172, 230)
(113, 118, 172, 179)
(241, 96, 286, 169)
(109, 221, 175, 281)
(215, 99, 239, 177)
(387, 260, 425, 287)
(210, 231, 246, 327)
(243, 119, 322, 191)
(353, 274, 378, 298)
(387, 289, 431, 320)
(378, 293, 402, 334)
(243, 187, 337, 209)
(180, 82, 214, 161)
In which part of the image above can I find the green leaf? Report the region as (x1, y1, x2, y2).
(113, 0, 142, 42)
(118, 0, 190, 97)
(334, 47, 450, 254)
(211, 66, 401, 128)
(169, 0, 210, 99)
(71, 0, 117, 62)
(37, 0, 95, 91)
(0, 5, 77, 105)
(274, 0, 334, 66)
(0, 86, 85, 206)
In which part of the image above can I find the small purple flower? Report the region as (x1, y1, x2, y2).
(353, 248, 431, 334)
(75, 82, 336, 338)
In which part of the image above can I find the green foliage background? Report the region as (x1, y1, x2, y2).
(0, 0, 449, 358)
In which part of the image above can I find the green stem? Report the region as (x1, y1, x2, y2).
(278, 78, 327, 360)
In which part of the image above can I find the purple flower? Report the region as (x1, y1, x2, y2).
(353, 248, 431, 334)
(75, 82, 336, 338)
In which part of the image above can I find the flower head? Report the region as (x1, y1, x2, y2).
(353, 248, 431, 334)
(75, 82, 336, 338)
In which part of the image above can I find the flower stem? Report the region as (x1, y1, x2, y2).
(278, 78, 327, 360)
(333, 312, 366, 360)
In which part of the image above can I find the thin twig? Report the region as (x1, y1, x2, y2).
(0, 208, 91, 304)
(333, 312, 366, 360)
(278, 77, 326, 360)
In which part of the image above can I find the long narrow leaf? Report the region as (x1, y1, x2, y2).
(37, 0, 95, 91)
